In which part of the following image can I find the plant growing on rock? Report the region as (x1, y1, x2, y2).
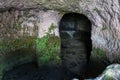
(36, 23, 61, 65)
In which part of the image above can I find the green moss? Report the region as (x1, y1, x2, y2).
(92, 48, 106, 57)
(36, 23, 61, 65)
(36, 36, 61, 65)
(0, 37, 36, 55)
(102, 25, 108, 30)
(13, 22, 21, 30)
(0, 37, 36, 77)
(104, 75, 114, 80)
(48, 23, 56, 32)
(93, 7, 99, 12)
(0, 23, 61, 77)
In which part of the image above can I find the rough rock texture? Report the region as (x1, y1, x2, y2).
(0, 0, 120, 79)
(0, 9, 62, 69)
(97, 64, 120, 80)
(38, 10, 61, 38)
(0, 10, 38, 80)
(36, 10, 61, 66)
(85, 64, 120, 80)
(0, 10, 62, 79)
(0, 10, 38, 59)
(0, 10, 38, 40)
(0, 0, 120, 63)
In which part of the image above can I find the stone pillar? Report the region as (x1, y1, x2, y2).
(36, 10, 62, 66)
(38, 10, 61, 38)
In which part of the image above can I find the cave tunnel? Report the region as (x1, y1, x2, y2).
(59, 13, 92, 74)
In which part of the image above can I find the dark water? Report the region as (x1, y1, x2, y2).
(2, 56, 108, 80)
(2, 62, 107, 80)
(2, 62, 79, 80)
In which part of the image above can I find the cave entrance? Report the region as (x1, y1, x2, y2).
(59, 13, 92, 73)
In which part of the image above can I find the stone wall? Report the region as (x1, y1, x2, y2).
(36, 10, 61, 65)
(0, 0, 120, 79)
(0, 10, 38, 79)
(1, 0, 120, 63)
(0, 10, 62, 79)
(0, 9, 62, 69)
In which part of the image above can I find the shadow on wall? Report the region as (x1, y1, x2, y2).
(59, 13, 92, 74)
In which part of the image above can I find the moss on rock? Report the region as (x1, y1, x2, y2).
(92, 48, 106, 58)
(36, 36, 61, 65)
(0, 37, 36, 54)
(36, 23, 61, 65)
(0, 37, 36, 73)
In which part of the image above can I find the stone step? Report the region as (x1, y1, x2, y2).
(61, 40, 86, 48)
(63, 54, 86, 61)
(61, 38, 86, 42)
(61, 47, 87, 50)
(61, 37, 88, 42)
(60, 31, 71, 39)
(60, 30, 90, 41)
(61, 44, 86, 48)
(61, 38, 85, 42)
(61, 48, 87, 55)
(60, 31, 87, 40)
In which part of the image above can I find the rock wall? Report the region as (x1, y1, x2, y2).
(0, 0, 120, 78)
(91, 64, 120, 80)
(36, 10, 61, 65)
(38, 10, 61, 38)
(0, 10, 62, 79)
(0, 10, 61, 67)
(0, 10, 38, 79)
(1, 0, 120, 63)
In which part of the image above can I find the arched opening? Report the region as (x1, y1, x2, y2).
(59, 13, 92, 74)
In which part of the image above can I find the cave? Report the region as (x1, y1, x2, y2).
(59, 13, 92, 74)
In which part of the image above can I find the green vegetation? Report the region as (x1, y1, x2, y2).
(93, 7, 99, 12)
(0, 13, 37, 80)
(0, 23, 61, 80)
(102, 25, 108, 30)
(0, 37, 36, 68)
(92, 48, 106, 58)
(36, 36, 61, 65)
(48, 23, 56, 32)
(104, 75, 114, 80)
(0, 37, 36, 55)
(36, 23, 61, 65)
(13, 22, 21, 30)
(0, 37, 36, 80)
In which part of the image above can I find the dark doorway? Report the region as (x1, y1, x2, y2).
(59, 13, 92, 74)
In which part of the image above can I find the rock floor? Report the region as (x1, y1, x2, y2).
(2, 54, 108, 80)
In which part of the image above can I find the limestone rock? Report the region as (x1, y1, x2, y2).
(0, 0, 120, 63)
(88, 64, 120, 80)
(97, 64, 120, 80)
